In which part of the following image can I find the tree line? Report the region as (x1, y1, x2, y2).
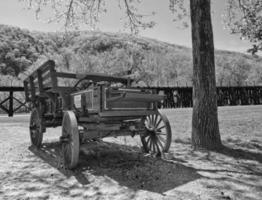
(0, 24, 262, 87)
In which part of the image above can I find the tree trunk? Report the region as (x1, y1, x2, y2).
(190, 0, 222, 150)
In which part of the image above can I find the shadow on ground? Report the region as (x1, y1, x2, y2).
(174, 137, 262, 164)
(29, 141, 202, 194)
(218, 145, 262, 164)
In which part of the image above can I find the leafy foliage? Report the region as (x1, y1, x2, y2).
(225, 0, 262, 54)
(0, 24, 261, 86)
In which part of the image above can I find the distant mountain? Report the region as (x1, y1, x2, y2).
(0, 24, 261, 87)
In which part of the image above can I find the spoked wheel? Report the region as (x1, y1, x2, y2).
(60, 111, 80, 169)
(29, 108, 43, 148)
(141, 110, 172, 155)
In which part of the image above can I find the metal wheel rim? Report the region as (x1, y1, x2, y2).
(30, 109, 43, 147)
(62, 111, 79, 169)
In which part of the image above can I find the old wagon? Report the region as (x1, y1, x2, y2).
(24, 60, 172, 169)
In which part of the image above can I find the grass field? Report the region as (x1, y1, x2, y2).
(0, 105, 261, 200)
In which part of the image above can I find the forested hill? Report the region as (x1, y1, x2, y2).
(0, 24, 261, 87)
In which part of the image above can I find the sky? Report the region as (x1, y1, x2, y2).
(0, 0, 253, 53)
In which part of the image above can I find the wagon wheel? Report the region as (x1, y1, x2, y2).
(140, 111, 172, 155)
(29, 108, 43, 148)
(60, 111, 80, 169)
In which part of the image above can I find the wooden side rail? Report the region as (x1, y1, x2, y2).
(23, 60, 77, 101)
(107, 92, 164, 103)
(23, 59, 135, 103)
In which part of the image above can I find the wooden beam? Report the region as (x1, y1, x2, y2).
(0, 87, 24, 92)
(8, 91, 13, 117)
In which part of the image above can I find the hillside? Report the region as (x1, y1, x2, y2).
(0, 24, 262, 87)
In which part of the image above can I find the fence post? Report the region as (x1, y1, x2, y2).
(8, 91, 13, 117)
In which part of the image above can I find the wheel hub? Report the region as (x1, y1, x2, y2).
(148, 129, 157, 137)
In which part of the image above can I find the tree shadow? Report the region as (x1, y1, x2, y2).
(216, 144, 262, 164)
(226, 138, 262, 151)
(29, 141, 202, 194)
(174, 137, 262, 164)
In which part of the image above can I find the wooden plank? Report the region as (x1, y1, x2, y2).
(45, 86, 76, 93)
(49, 64, 58, 90)
(99, 110, 156, 117)
(0, 87, 24, 92)
(76, 73, 131, 84)
(8, 91, 13, 117)
(23, 81, 30, 102)
(37, 69, 44, 93)
(107, 93, 164, 103)
(55, 72, 77, 79)
(29, 76, 36, 101)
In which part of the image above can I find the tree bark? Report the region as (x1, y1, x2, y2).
(190, 0, 222, 150)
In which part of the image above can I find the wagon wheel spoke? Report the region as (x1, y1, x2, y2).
(157, 125, 166, 131)
(153, 114, 159, 126)
(151, 114, 155, 126)
(156, 137, 164, 151)
(156, 130, 167, 136)
(140, 110, 172, 154)
(155, 117, 162, 129)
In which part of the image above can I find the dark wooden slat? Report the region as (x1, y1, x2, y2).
(0, 87, 24, 92)
(8, 91, 13, 117)
(23, 81, 30, 102)
(49, 65, 58, 90)
(107, 93, 164, 103)
(45, 87, 76, 93)
(76, 73, 131, 84)
(99, 110, 156, 117)
(37, 69, 44, 93)
(29, 76, 36, 101)
(56, 72, 77, 79)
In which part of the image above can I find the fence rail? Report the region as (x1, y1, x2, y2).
(149, 86, 262, 108)
(0, 86, 261, 116)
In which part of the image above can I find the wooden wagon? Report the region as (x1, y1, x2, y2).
(24, 60, 172, 169)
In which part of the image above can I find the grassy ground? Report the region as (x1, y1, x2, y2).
(0, 105, 261, 200)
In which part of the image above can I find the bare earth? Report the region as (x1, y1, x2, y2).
(0, 106, 261, 200)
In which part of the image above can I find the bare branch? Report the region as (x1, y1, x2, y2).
(65, 0, 74, 27)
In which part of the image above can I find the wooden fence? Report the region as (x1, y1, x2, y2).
(0, 87, 29, 116)
(0, 86, 261, 116)
(151, 86, 262, 108)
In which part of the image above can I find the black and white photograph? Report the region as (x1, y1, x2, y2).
(0, 0, 261, 199)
